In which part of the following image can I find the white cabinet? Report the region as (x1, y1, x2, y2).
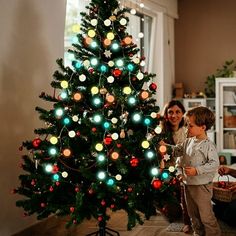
(215, 78, 236, 156)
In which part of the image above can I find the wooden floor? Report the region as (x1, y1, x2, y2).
(13, 210, 236, 236)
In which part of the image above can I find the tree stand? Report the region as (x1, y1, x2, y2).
(86, 221, 120, 236)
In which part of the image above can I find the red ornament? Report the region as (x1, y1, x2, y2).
(104, 136, 112, 145)
(32, 138, 41, 148)
(52, 165, 59, 173)
(130, 157, 139, 167)
(152, 179, 162, 189)
(218, 181, 227, 188)
(88, 68, 94, 74)
(88, 188, 94, 194)
(112, 69, 122, 77)
(116, 143, 122, 148)
(40, 203, 46, 208)
(55, 181, 60, 186)
(91, 127, 97, 132)
(149, 83, 157, 91)
(110, 204, 115, 209)
(31, 180, 36, 186)
(127, 187, 133, 192)
(70, 207, 75, 213)
(101, 200, 106, 206)
(49, 186, 54, 192)
(75, 187, 79, 192)
(98, 216, 103, 222)
(76, 131, 81, 136)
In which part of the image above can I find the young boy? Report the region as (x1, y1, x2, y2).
(173, 106, 221, 236)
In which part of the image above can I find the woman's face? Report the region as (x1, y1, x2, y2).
(167, 105, 184, 128)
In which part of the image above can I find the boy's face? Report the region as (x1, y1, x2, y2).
(186, 116, 206, 138)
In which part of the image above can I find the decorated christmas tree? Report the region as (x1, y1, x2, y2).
(14, 0, 180, 234)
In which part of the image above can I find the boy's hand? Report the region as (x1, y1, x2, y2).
(177, 174, 184, 182)
(159, 140, 166, 146)
(184, 166, 197, 176)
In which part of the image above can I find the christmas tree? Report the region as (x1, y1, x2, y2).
(14, 0, 179, 233)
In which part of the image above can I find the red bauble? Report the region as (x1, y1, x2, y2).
(127, 187, 133, 192)
(218, 181, 227, 188)
(70, 207, 75, 213)
(149, 83, 157, 91)
(110, 204, 115, 209)
(152, 179, 162, 189)
(52, 165, 59, 173)
(49, 186, 54, 192)
(32, 138, 41, 148)
(75, 187, 80, 192)
(116, 143, 122, 148)
(91, 127, 97, 132)
(104, 136, 112, 145)
(101, 200, 106, 206)
(130, 157, 139, 167)
(40, 203, 46, 208)
(88, 68, 94, 74)
(112, 69, 122, 77)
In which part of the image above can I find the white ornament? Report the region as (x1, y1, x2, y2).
(91, 19, 98, 26)
(111, 133, 119, 140)
(104, 19, 111, 26)
(107, 76, 114, 83)
(104, 50, 112, 58)
(138, 32, 144, 38)
(79, 74, 86, 82)
(163, 154, 170, 161)
(137, 72, 144, 80)
(119, 18, 127, 25)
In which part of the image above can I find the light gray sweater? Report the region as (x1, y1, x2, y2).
(174, 137, 219, 185)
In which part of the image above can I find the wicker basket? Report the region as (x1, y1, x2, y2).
(213, 176, 236, 202)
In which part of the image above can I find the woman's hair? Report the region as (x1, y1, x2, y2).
(162, 100, 186, 130)
(186, 106, 215, 131)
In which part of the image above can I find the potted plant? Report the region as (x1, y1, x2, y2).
(205, 60, 236, 97)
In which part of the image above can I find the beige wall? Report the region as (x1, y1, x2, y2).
(0, 0, 66, 235)
(175, 0, 236, 95)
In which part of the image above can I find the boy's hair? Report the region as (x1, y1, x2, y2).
(186, 106, 215, 131)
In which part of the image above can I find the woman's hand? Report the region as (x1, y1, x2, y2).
(218, 166, 231, 176)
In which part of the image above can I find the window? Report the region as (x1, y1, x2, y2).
(64, 0, 152, 70)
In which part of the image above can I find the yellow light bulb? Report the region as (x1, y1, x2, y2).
(107, 32, 115, 40)
(141, 140, 150, 149)
(123, 86, 132, 95)
(50, 136, 58, 144)
(88, 29, 96, 38)
(91, 86, 99, 94)
(61, 80, 68, 89)
(95, 143, 103, 151)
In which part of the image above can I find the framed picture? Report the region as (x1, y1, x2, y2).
(183, 98, 206, 111)
(218, 152, 232, 165)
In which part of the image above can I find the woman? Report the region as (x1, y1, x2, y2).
(161, 100, 191, 233)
